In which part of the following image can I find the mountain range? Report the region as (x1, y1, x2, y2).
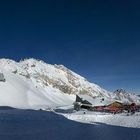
(0, 58, 139, 109)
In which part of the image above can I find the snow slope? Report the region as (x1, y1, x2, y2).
(0, 66, 75, 109)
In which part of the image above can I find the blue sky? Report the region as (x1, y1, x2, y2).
(0, 0, 140, 94)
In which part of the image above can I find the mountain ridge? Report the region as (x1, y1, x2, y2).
(0, 58, 139, 109)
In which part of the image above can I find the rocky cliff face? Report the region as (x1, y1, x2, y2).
(0, 58, 111, 98)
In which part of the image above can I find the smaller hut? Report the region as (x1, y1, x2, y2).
(0, 73, 5, 82)
(74, 95, 92, 111)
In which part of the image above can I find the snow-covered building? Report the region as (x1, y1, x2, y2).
(74, 95, 124, 113)
(74, 95, 94, 111)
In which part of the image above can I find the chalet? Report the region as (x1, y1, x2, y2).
(104, 101, 123, 113)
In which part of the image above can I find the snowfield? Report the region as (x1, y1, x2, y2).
(63, 111, 140, 128)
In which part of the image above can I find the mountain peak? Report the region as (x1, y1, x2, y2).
(114, 88, 127, 94)
(0, 58, 111, 109)
(113, 88, 140, 104)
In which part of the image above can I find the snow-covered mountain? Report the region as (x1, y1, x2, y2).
(113, 89, 140, 104)
(0, 58, 139, 109)
(0, 58, 111, 109)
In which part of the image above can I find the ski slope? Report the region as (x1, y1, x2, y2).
(0, 68, 75, 109)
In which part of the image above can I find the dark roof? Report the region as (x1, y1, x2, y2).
(76, 95, 83, 102)
(82, 100, 92, 105)
(76, 95, 92, 105)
